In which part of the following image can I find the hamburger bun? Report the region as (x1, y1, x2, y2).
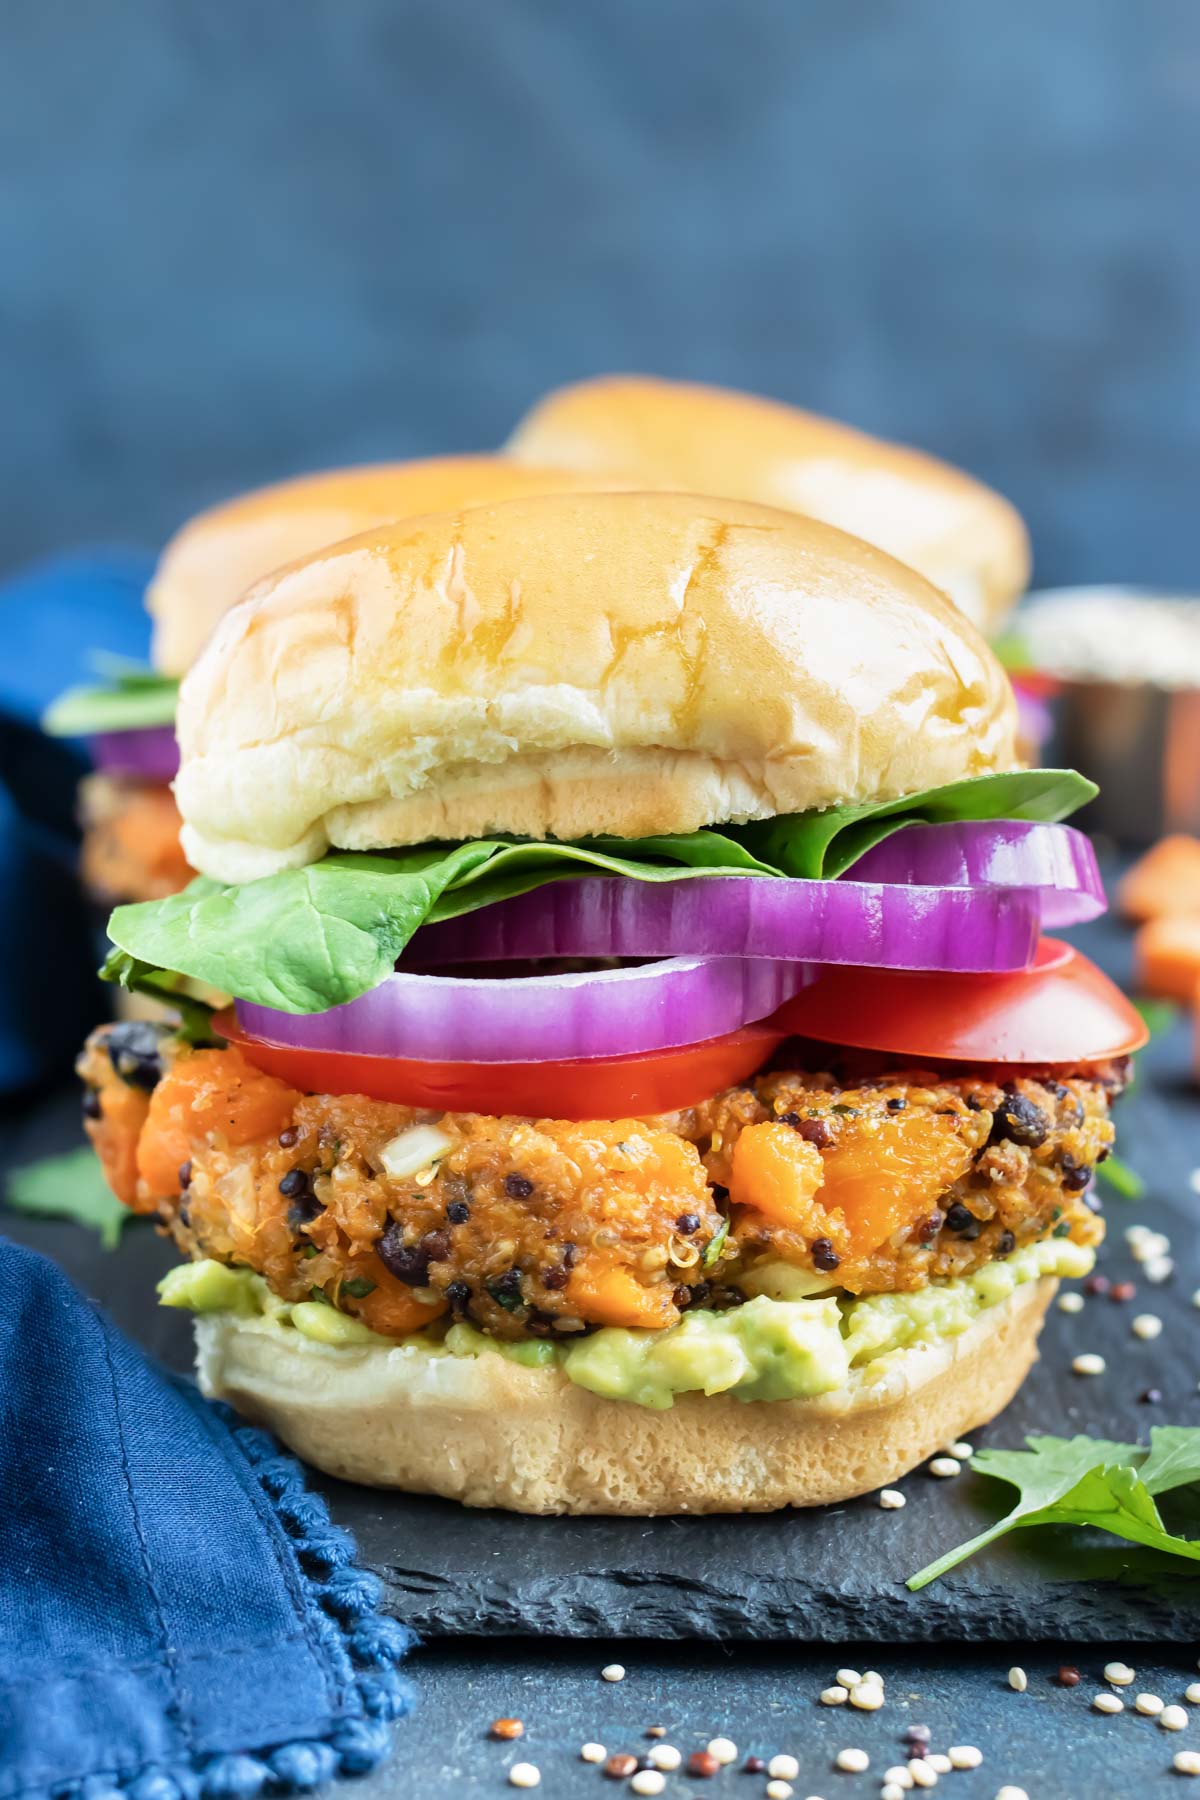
(508, 376, 1030, 635)
(194, 1276, 1054, 1514)
(147, 455, 639, 677)
(175, 490, 1018, 883)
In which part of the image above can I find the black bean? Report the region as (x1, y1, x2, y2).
(444, 1279, 472, 1316)
(1060, 1155, 1093, 1191)
(504, 1173, 534, 1199)
(82, 1087, 102, 1121)
(811, 1237, 840, 1272)
(446, 1199, 471, 1225)
(278, 1168, 312, 1199)
(562, 1241, 579, 1270)
(675, 1212, 701, 1234)
(377, 1223, 431, 1285)
(710, 1183, 729, 1202)
(1139, 1387, 1163, 1405)
(944, 1202, 979, 1234)
(420, 1229, 452, 1265)
(672, 1284, 692, 1309)
(541, 1266, 569, 1290)
(178, 1160, 192, 1189)
(964, 1093, 983, 1111)
(106, 1019, 169, 1091)
(888, 1096, 909, 1111)
(688, 1281, 712, 1306)
(995, 1229, 1016, 1257)
(278, 1126, 299, 1148)
(988, 1089, 1050, 1148)
(287, 1193, 323, 1229)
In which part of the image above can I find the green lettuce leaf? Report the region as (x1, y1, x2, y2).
(103, 768, 1096, 1015)
(43, 660, 179, 736)
(907, 1428, 1200, 1589)
(5, 1146, 132, 1249)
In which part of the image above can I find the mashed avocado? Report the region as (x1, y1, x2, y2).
(160, 1235, 1093, 1410)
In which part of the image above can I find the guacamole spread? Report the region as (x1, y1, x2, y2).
(161, 1235, 1093, 1410)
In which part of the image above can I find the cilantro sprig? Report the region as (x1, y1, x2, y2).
(908, 1428, 1200, 1589)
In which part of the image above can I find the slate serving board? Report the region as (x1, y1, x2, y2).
(6, 909, 1199, 1643)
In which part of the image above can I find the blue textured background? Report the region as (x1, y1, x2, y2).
(3, 0, 1198, 585)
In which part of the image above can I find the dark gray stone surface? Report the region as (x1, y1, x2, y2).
(6, 905, 1200, 1644)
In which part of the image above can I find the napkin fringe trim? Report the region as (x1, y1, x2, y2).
(52, 1412, 415, 1800)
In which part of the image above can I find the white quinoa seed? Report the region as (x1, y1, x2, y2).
(1134, 1692, 1164, 1715)
(1144, 1255, 1174, 1284)
(769, 1755, 801, 1780)
(508, 1764, 540, 1789)
(600, 1662, 625, 1682)
(849, 1682, 884, 1710)
(1131, 1312, 1163, 1339)
(579, 1742, 606, 1763)
(928, 1457, 960, 1478)
(1104, 1661, 1136, 1685)
(1073, 1352, 1106, 1376)
(908, 1760, 937, 1789)
(1175, 1750, 1200, 1775)
(820, 1685, 849, 1706)
(927, 1755, 952, 1775)
(1191, 1169, 1200, 1195)
(1161, 1705, 1189, 1731)
(648, 1745, 681, 1771)
(1191, 1288, 1200, 1310)
(1186, 1682, 1200, 1704)
(879, 1488, 907, 1510)
(882, 1787, 906, 1800)
(836, 1668, 863, 1688)
(707, 1736, 738, 1765)
(1058, 1290, 1085, 1313)
(765, 1783, 794, 1800)
(834, 1747, 870, 1772)
(1092, 1692, 1124, 1714)
(948, 1441, 974, 1459)
(862, 1670, 884, 1686)
(630, 1773, 665, 1798)
(994, 1788, 1030, 1800)
(1008, 1666, 1028, 1691)
(883, 1766, 914, 1787)
(948, 1746, 983, 1770)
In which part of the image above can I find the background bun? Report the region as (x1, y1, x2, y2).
(195, 1277, 1053, 1515)
(148, 455, 637, 677)
(176, 490, 1017, 882)
(508, 375, 1030, 634)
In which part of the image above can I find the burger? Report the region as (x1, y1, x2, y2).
(508, 374, 1030, 637)
(43, 456, 627, 908)
(78, 490, 1144, 1514)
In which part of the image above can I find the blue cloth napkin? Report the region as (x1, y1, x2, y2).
(0, 550, 157, 1091)
(0, 1239, 413, 1799)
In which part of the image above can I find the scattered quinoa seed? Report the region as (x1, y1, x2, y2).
(849, 1682, 883, 1710)
(1104, 1661, 1136, 1686)
(836, 1669, 863, 1688)
(743, 1757, 766, 1775)
(862, 1670, 884, 1686)
(765, 1783, 793, 1800)
(601, 1662, 626, 1682)
(1008, 1666, 1028, 1691)
(929, 1457, 960, 1478)
(645, 1725, 666, 1739)
(508, 1764, 540, 1790)
(1187, 1682, 1200, 1704)
(879, 1489, 906, 1510)
(686, 1750, 720, 1778)
(1073, 1352, 1105, 1376)
(882, 1767, 914, 1788)
(948, 1746, 983, 1769)
(769, 1756, 801, 1780)
(834, 1747, 870, 1772)
(1057, 1665, 1081, 1686)
(1058, 1291, 1084, 1313)
(491, 1719, 524, 1740)
(648, 1745, 681, 1772)
(928, 1755, 952, 1775)
(605, 1753, 638, 1779)
(908, 1761, 937, 1790)
(1174, 1750, 1200, 1775)
(1134, 1693, 1164, 1715)
(995, 1789, 1030, 1800)
(630, 1773, 665, 1797)
(881, 1788, 906, 1800)
(820, 1686, 849, 1706)
(580, 1743, 606, 1764)
(948, 1441, 974, 1459)
(1092, 1693, 1124, 1714)
(706, 1737, 738, 1765)
(1131, 1312, 1163, 1340)
(1160, 1705, 1189, 1731)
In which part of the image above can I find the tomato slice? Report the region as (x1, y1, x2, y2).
(769, 938, 1148, 1066)
(217, 1011, 785, 1118)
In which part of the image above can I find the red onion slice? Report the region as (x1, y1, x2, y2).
(236, 954, 808, 1064)
(848, 821, 1104, 927)
(90, 726, 180, 783)
(404, 878, 1042, 973)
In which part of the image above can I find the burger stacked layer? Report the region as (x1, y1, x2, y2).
(78, 491, 1144, 1513)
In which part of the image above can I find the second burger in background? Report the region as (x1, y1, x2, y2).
(75, 490, 1145, 1514)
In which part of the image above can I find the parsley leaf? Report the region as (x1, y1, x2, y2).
(5, 1147, 132, 1250)
(907, 1429, 1200, 1589)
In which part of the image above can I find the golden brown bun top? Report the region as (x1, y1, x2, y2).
(176, 489, 1017, 883)
(508, 376, 1030, 634)
(147, 455, 639, 675)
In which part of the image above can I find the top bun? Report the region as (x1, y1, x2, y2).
(148, 456, 637, 676)
(176, 490, 1017, 884)
(508, 376, 1030, 634)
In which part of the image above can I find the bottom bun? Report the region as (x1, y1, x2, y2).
(196, 1278, 1054, 1515)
